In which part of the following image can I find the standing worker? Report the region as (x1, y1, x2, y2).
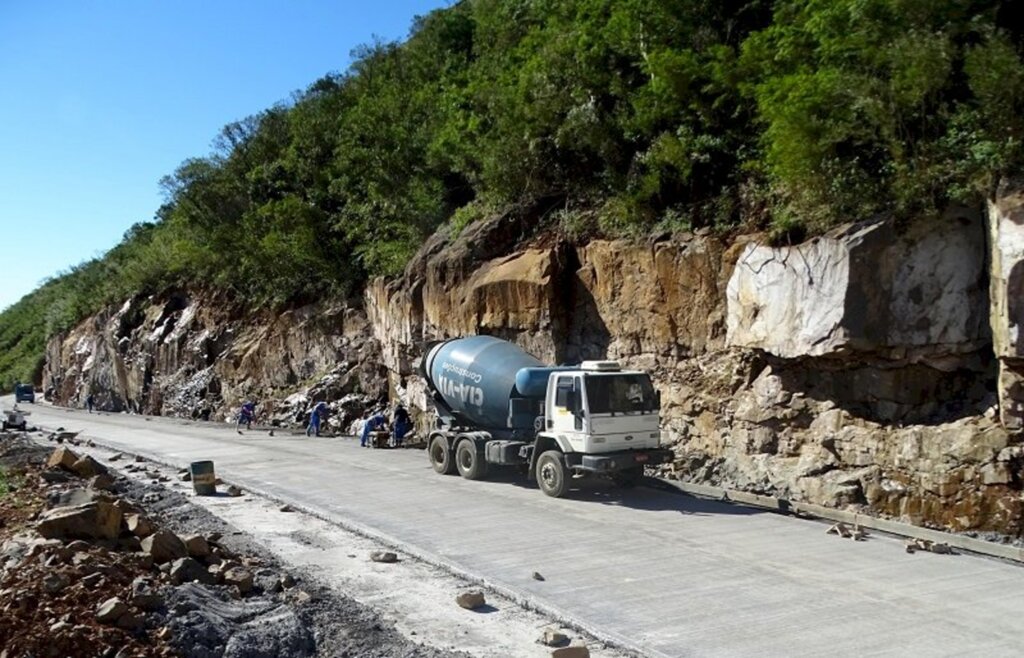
(391, 404, 411, 447)
(360, 409, 387, 447)
(86, 393, 95, 414)
(307, 401, 328, 437)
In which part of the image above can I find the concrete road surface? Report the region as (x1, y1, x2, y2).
(11, 399, 1024, 657)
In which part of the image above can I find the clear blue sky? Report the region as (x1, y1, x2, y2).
(0, 0, 446, 311)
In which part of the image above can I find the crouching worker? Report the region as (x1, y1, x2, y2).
(306, 401, 328, 437)
(391, 404, 411, 447)
(360, 410, 387, 447)
(237, 401, 257, 431)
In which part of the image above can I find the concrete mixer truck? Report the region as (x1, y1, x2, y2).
(420, 336, 672, 497)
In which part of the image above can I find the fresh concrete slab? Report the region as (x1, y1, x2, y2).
(16, 400, 1024, 658)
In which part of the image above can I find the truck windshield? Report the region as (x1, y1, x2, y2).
(584, 374, 657, 414)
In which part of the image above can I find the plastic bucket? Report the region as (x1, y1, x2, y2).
(190, 460, 216, 495)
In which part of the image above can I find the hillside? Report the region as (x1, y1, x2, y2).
(2, 0, 1022, 390)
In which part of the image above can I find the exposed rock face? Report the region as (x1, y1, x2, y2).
(989, 180, 1024, 430)
(727, 209, 989, 364)
(43, 293, 387, 426)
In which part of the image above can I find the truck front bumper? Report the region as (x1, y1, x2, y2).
(567, 448, 674, 473)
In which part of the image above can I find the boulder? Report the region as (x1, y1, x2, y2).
(184, 534, 210, 559)
(36, 501, 123, 541)
(551, 647, 590, 658)
(71, 455, 107, 478)
(223, 567, 253, 594)
(116, 613, 144, 632)
(89, 473, 116, 491)
(455, 590, 486, 610)
(95, 597, 128, 624)
(369, 551, 398, 564)
(170, 557, 215, 585)
(726, 213, 988, 363)
(540, 629, 569, 647)
(125, 514, 155, 538)
(140, 529, 187, 564)
(46, 446, 79, 472)
(988, 180, 1024, 429)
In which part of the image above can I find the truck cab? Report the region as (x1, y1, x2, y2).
(532, 361, 670, 496)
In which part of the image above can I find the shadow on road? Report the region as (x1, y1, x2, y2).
(483, 470, 762, 517)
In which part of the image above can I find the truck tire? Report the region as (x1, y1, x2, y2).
(536, 450, 568, 498)
(612, 465, 645, 488)
(455, 440, 488, 480)
(429, 436, 456, 475)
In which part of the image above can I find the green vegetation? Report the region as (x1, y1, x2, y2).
(1, 0, 1022, 389)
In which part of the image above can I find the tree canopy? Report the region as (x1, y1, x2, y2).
(1, 0, 1022, 389)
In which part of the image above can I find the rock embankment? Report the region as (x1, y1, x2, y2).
(42, 296, 388, 431)
(42, 189, 1024, 537)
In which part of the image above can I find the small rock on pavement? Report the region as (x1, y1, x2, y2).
(455, 590, 486, 610)
(540, 629, 569, 647)
(279, 504, 294, 513)
(226, 485, 243, 497)
(141, 528, 188, 564)
(184, 534, 210, 558)
(369, 551, 398, 564)
(550, 646, 590, 658)
(134, 455, 145, 462)
(170, 557, 215, 585)
(532, 571, 545, 581)
(178, 470, 191, 482)
(109, 453, 123, 462)
(96, 597, 128, 624)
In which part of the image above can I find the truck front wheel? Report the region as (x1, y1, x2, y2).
(455, 441, 488, 480)
(536, 450, 568, 498)
(429, 436, 456, 475)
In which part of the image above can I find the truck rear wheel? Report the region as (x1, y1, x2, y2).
(455, 440, 488, 480)
(612, 465, 645, 488)
(429, 436, 456, 475)
(536, 450, 568, 498)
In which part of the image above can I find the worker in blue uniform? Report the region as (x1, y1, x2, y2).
(307, 400, 328, 437)
(360, 410, 387, 447)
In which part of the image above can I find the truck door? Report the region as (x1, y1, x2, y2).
(549, 375, 585, 446)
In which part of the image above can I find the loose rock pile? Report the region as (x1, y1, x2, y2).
(0, 436, 296, 657)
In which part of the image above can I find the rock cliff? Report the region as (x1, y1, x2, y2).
(43, 293, 387, 431)
(44, 196, 1024, 538)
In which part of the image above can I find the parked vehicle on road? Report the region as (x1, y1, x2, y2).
(2, 407, 28, 431)
(420, 336, 671, 497)
(14, 384, 34, 403)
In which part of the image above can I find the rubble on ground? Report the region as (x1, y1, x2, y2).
(0, 431, 469, 658)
